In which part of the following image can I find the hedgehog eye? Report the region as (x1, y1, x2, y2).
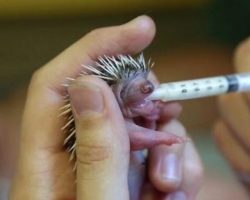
(140, 80, 154, 94)
(120, 78, 154, 105)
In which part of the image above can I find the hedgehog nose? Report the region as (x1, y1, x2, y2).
(140, 80, 154, 94)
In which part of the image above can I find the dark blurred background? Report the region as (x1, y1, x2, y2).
(0, 1, 250, 198)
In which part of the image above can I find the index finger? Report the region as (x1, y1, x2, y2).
(33, 15, 156, 94)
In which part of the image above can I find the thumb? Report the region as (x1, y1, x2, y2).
(68, 76, 130, 200)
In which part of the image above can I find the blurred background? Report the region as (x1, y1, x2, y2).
(0, 0, 250, 199)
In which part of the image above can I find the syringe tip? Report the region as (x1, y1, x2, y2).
(147, 88, 164, 101)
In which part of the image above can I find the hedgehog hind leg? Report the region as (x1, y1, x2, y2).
(126, 121, 187, 151)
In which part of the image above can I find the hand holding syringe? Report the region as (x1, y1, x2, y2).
(148, 73, 250, 102)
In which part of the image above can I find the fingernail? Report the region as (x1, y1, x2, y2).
(68, 82, 104, 118)
(129, 15, 152, 30)
(168, 191, 187, 200)
(161, 153, 181, 186)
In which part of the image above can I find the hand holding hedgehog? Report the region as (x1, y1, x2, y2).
(62, 53, 186, 159)
(9, 16, 203, 200)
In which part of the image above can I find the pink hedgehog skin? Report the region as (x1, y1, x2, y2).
(61, 54, 184, 159)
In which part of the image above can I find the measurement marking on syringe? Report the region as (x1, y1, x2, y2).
(181, 89, 188, 93)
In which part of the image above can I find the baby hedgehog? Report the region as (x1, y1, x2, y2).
(60, 53, 184, 163)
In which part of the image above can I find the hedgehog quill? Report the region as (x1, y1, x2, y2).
(60, 53, 185, 164)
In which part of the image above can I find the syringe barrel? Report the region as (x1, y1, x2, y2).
(149, 73, 250, 102)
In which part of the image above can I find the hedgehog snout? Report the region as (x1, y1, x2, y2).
(116, 78, 157, 119)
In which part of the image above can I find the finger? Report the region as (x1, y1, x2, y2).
(157, 129, 203, 200)
(178, 138, 203, 200)
(234, 37, 250, 73)
(234, 37, 250, 100)
(218, 93, 250, 149)
(68, 76, 129, 200)
(33, 15, 156, 93)
(213, 120, 250, 174)
(148, 120, 186, 192)
(157, 102, 182, 123)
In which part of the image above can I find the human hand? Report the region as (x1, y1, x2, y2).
(9, 16, 203, 200)
(213, 38, 250, 191)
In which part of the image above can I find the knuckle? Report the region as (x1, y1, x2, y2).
(29, 67, 44, 88)
(87, 27, 106, 40)
(76, 141, 111, 167)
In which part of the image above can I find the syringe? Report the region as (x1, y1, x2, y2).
(148, 73, 250, 102)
